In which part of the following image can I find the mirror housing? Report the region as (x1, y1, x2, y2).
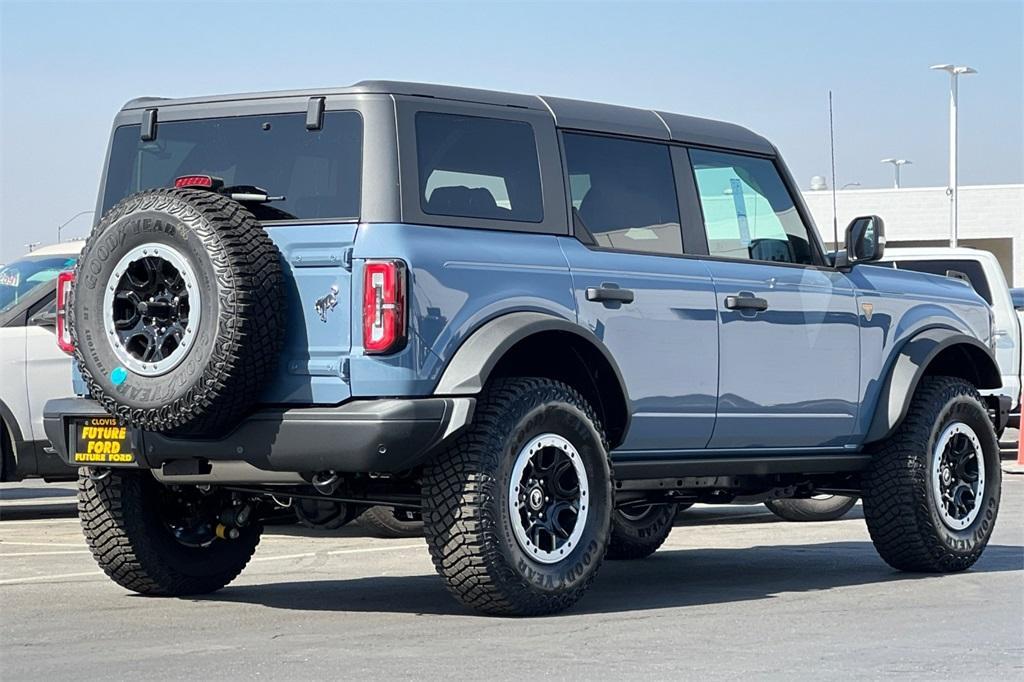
(834, 215, 885, 268)
(29, 308, 57, 328)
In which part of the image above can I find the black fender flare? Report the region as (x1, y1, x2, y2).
(0, 397, 28, 480)
(434, 311, 629, 396)
(864, 328, 1001, 444)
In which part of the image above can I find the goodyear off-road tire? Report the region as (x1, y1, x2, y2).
(72, 188, 283, 436)
(422, 378, 612, 616)
(606, 503, 678, 560)
(764, 495, 858, 522)
(78, 470, 260, 595)
(862, 376, 1001, 572)
(359, 506, 424, 538)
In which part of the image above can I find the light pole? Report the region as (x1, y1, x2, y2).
(880, 159, 912, 189)
(931, 63, 977, 247)
(57, 210, 95, 242)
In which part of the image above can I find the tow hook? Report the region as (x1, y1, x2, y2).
(215, 502, 254, 541)
(312, 470, 340, 495)
(86, 467, 112, 482)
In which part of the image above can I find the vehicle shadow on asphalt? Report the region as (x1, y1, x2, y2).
(197, 541, 1021, 618)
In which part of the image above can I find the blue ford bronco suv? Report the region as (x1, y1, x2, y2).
(44, 81, 1008, 616)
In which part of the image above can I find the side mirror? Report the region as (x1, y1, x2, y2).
(835, 215, 885, 268)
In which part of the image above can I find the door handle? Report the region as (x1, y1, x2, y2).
(725, 294, 768, 312)
(586, 286, 635, 304)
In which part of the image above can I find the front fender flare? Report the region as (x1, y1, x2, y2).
(864, 328, 1001, 444)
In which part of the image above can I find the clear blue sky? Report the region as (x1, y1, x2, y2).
(1, 0, 1021, 260)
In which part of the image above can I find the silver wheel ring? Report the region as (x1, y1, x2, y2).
(930, 421, 986, 531)
(508, 433, 590, 565)
(102, 243, 201, 377)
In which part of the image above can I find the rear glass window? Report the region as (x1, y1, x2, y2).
(880, 259, 993, 304)
(102, 111, 362, 221)
(0, 255, 77, 315)
(415, 112, 543, 223)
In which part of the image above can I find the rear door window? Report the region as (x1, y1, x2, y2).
(563, 133, 682, 256)
(415, 112, 543, 223)
(102, 111, 362, 221)
(881, 259, 993, 304)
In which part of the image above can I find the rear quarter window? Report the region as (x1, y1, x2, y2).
(415, 112, 544, 223)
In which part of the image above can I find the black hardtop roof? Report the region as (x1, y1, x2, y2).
(120, 80, 774, 154)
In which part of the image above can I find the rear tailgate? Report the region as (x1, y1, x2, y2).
(262, 223, 356, 404)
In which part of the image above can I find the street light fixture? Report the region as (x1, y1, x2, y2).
(57, 210, 95, 242)
(24, 242, 41, 253)
(841, 182, 862, 190)
(880, 159, 912, 189)
(931, 63, 977, 247)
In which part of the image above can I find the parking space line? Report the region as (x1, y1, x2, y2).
(0, 541, 87, 548)
(0, 571, 103, 586)
(0, 518, 81, 526)
(0, 550, 91, 557)
(252, 543, 424, 563)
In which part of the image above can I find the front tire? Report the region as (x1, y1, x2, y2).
(765, 495, 858, 522)
(422, 378, 612, 616)
(606, 504, 678, 560)
(359, 506, 423, 538)
(862, 376, 1001, 572)
(78, 470, 260, 595)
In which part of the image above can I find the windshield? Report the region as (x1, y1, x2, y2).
(0, 255, 77, 314)
(101, 111, 363, 222)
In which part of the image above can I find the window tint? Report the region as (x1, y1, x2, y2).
(102, 112, 362, 221)
(0, 255, 77, 315)
(881, 259, 993, 304)
(563, 133, 682, 256)
(690, 149, 815, 265)
(416, 112, 543, 222)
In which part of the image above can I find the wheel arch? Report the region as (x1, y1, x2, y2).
(864, 328, 1001, 444)
(433, 312, 631, 448)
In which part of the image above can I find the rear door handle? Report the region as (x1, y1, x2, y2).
(586, 286, 635, 304)
(725, 294, 768, 312)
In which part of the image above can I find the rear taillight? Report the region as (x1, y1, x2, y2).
(56, 269, 75, 354)
(362, 260, 407, 354)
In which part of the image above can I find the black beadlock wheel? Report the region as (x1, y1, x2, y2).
(607, 503, 678, 560)
(862, 376, 1001, 572)
(764, 495, 858, 522)
(78, 470, 261, 596)
(359, 506, 424, 538)
(422, 377, 612, 616)
(72, 188, 284, 436)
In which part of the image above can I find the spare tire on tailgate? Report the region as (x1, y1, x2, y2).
(73, 188, 284, 436)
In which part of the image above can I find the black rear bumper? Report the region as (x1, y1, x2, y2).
(43, 396, 474, 475)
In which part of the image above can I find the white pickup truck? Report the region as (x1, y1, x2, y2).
(880, 247, 1022, 436)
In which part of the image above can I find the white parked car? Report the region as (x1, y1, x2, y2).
(0, 241, 83, 481)
(879, 247, 1021, 436)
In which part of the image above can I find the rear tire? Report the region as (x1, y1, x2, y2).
(422, 377, 612, 616)
(359, 506, 423, 538)
(862, 376, 1001, 572)
(78, 470, 260, 595)
(606, 503, 677, 560)
(764, 495, 857, 522)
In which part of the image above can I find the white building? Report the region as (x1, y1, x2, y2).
(802, 184, 1023, 287)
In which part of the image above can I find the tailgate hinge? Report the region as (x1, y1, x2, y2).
(342, 248, 353, 271)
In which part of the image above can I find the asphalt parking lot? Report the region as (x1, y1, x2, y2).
(1, 475, 1022, 680)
